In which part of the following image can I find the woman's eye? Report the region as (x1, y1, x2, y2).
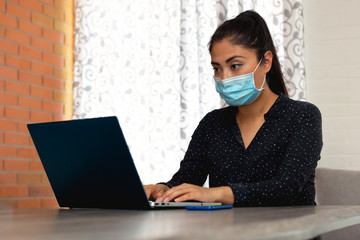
(213, 67, 220, 72)
(231, 64, 242, 70)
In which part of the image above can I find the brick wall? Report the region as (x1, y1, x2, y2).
(304, 0, 360, 170)
(0, 0, 73, 208)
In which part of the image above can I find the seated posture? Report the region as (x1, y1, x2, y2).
(144, 10, 323, 207)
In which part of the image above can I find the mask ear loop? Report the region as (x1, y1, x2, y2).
(253, 59, 266, 91)
(258, 74, 266, 90)
(253, 58, 263, 73)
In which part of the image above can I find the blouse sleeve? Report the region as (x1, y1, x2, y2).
(165, 114, 211, 188)
(229, 103, 323, 206)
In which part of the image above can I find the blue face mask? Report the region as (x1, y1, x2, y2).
(214, 59, 265, 106)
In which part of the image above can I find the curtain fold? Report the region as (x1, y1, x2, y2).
(74, 0, 305, 184)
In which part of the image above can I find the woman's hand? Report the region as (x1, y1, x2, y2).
(157, 183, 235, 205)
(143, 184, 170, 201)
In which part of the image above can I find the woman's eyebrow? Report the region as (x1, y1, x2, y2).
(211, 55, 246, 66)
(211, 61, 220, 66)
(225, 55, 245, 63)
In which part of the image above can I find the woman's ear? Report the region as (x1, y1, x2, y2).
(263, 51, 273, 73)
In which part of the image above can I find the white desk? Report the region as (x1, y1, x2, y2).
(1, 205, 360, 240)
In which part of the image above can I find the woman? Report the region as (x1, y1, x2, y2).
(144, 10, 322, 207)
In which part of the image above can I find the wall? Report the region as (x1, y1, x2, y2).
(304, 0, 360, 170)
(0, 0, 73, 208)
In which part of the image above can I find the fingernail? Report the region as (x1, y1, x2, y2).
(156, 197, 163, 202)
(164, 197, 169, 202)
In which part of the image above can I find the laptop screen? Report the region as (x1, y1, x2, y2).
(28, 117, 151, 209)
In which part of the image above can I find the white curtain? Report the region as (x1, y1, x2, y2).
(74, 0, 305, 184)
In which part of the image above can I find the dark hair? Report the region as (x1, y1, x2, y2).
(208, 10, 288, 96)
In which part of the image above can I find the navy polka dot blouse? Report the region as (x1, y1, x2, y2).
(165, 93, 323, 207)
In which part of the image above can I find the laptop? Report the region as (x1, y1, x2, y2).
(27, 116, 221, 210)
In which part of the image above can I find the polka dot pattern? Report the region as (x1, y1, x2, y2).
(166, 93, 323, 207)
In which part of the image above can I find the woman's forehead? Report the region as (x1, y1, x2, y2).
(210, 39, 256, 61)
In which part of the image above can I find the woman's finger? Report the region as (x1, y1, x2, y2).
(174, 192, 198, 202)
(152, 190, 164, 200)
(162, 185, 199, 202)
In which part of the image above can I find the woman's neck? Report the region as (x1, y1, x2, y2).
(236, 88, 278, 120)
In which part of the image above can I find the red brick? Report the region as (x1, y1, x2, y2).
(31, 85, 53, 99)
(42, 198, 59, 208)
(29, 161, 44, 171)
(0, 52, 4, 64)
(41, 173, 49, 184)
(42, 0, 54, 5)
(0, 25, 5, 38)
(31, 61, 53, 75)
(0, 78, 3, 91)
(0, 92, 18, 105)
(54, 0, 72, 13)
(54, 67, 71, 80)
(44, 4, 63, 20)
(29, 185, 53, 197)
(19, 70, 42, 85)
(17, 147, 39, 159)
(18, 172, 41, 184)
(7, 2, 31, 20)
(0, 132, 3, 144)
(0, 65, 18, 80)
(6, 54, 30, 70)
(43, 76, 63, 90)
(18, 198, 41, 208)
(19, 96, 42, 110)
(30, 110, 52, 122)
(0, 39, 18, 54)
(5, 80, 30, 95)
(0, 0, 5, 12)
(0, 172, 17, 184)
(19, 20, 42, 36)
(0, 105, 4, 117)
(19, 0, 42, 12)
(54, 19, 70, 35)
(43, 28, 64, 43)
(4, 159, 29, 171)
(0, 146, 16, 157)
(32, 12, 53, 29)
(54, 90, 71, 104)
(5, 106, 30, 120)
(43, 100, 63, 113)
(31, 36, 53, 52)
(0, 12, 18, 28)
(44, 52, 63, 67)
(18, 121, 29, 133)
(53, 114, 68, 121)
(0, 119, 17, 131)
(19, 45, 42, 61)
(4, 132, 29, 145)
(0, 185, 28, 197)
(6, 28, 30, 46)
(0, 159, 3, 171)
